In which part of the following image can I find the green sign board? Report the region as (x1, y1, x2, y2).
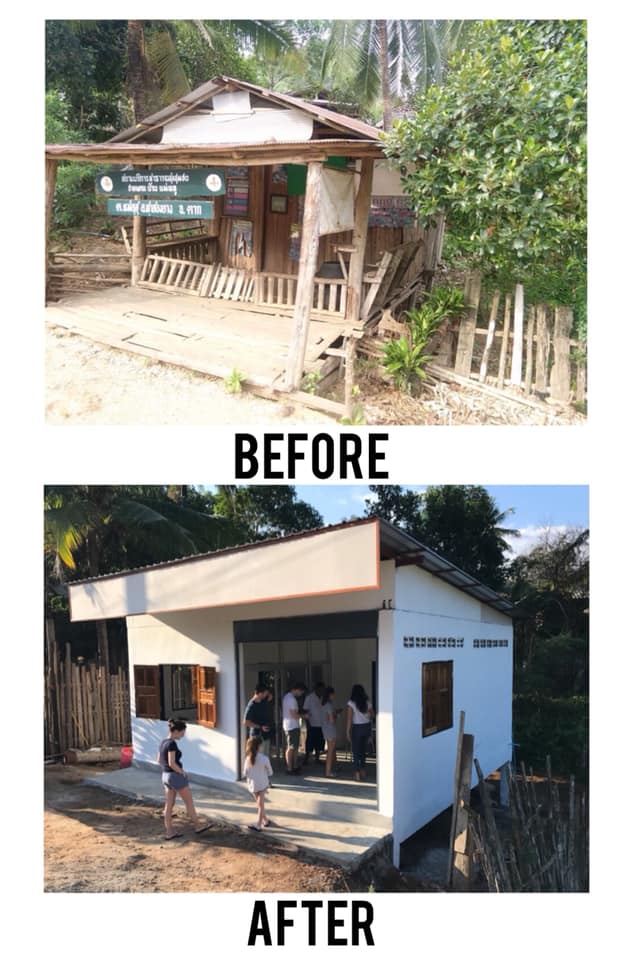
(106, 198, 214, 219)
(96, 168, 225, 197)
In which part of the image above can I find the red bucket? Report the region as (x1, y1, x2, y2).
(120, 745, 133, 768)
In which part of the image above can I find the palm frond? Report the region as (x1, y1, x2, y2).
(146, 28, 190, 103)
(44, 501, 94, 572)
(218, 20, 294, 58)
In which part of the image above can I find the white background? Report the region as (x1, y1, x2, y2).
(4, 1, 637, 956)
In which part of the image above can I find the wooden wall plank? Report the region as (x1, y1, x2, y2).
(549, 306, 573, 401)
(535, 304, 551, 394)
(479, 290, 500, 383)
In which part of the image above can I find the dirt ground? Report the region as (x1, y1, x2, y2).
(44, 762, 354, 893)
(45, 324, 333, 426)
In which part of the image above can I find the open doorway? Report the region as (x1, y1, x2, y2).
(236, 614, 378, 798)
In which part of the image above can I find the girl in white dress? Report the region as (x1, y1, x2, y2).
(243, 735, 273, 831)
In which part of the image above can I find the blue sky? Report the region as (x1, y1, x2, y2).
(295, 485, 589, 556)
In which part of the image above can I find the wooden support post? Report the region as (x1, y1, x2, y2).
(446, 710, 465, 886)
(131, 199, 146, 286)
(510, 282, 524, 386)
(454, 270, 482, 377)
(451, 733, 475, 890)
(346, 158, 374, 325)
(479, 289, 500, 383)
(284, 161, 323, 391)
(45, 158, 58, 299)
(549, 306, 573, 402)
(497, 293, 512, 388)
(499, 763, 510, 808)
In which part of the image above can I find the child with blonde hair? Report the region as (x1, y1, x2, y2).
(243, 735, 273, 831)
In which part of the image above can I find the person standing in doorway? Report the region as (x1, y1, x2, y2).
(282, 680, 307, 775)
(321, 686, 340, 778)
(345, 685, 375, 781)
(243, 684, 271, 750)
(303, 681, 326, 765)
(157, 719, 211, 839)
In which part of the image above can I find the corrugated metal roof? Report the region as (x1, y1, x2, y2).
(108, 76, 382, 146)
(69, 516, 515, 617)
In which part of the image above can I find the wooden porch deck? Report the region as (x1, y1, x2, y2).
(46, 286, 348, 393)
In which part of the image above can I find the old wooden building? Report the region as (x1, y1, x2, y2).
(46, 76, 441, 411)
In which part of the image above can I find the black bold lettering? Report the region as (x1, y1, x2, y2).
(235, 433, 258, 479)
(300, 900, 322, 946)
(312, 433, 334, 479)
(277, 900, 297, 946)
(327, 900, 348, 946)
(352, 900, 375, 946)
(248, 900, 272, 946)
(339, 433, 363, 479)
(287, 433, 308, 479)
(264, 433, 284, 479)
(369, 433, 389, 479)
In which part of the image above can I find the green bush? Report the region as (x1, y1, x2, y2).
(382, 285, 466, 394)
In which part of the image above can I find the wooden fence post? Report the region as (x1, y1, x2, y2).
(510, 282, 525, 387)
(549, 306, 573, 402)
(479, 290, 500, 383)
(524, 305, 535, 394)
(497, 293, 512, 388)
(131, 205, 146, 285)
(45, 158, 58, 299)
(285, 161, 323, 391)
(454, 270, 482, 377)
(534, 304, 551, 394)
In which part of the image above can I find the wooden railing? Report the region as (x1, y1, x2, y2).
(150, 234, 217, 264)
(138, 254, 210, 296)
(254, 272, 347, 317)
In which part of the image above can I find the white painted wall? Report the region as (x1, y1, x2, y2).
(390, 566, 513, 845)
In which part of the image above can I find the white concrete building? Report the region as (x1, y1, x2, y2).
(68, 518, 515, 862)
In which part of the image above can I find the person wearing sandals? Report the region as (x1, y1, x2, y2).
(345, 685, 374, 781)
(157, 719, 211, 840)
(244, 735, 274, 831)
(320, 686, 341, 778)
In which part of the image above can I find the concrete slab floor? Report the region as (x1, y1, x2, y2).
(85, 761, 390, 869)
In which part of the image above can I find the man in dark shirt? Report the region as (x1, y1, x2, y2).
(243, 684, 271, 747)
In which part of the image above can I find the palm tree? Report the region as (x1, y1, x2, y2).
(322, 20, 470, 129)
(45, 485, 237, 672)
(126, 20, 295, 121)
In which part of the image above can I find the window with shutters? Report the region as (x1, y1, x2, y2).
(195, 666, 217, 728)
(422, 660, 453, 737)
(134, 664, 215, 726)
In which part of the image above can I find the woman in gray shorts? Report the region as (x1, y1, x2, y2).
(157, 719, 210, 840)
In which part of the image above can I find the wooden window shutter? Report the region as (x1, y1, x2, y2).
(196, 666, 217, 728)
(134, 665, 161, 719)
(422, 661, 453, 737)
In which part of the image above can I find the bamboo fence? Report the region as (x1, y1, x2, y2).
(45, 625, 131, 757)
(469, 758, 587, 892)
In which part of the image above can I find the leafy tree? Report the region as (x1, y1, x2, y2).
(385, 20, 587, 308)
(212, 486, 322, 541)
(365, 484, 516, 588)
(507, 527, 589, 774)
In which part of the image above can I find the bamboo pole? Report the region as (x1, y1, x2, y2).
(479, 290, 500, 383)
(535, 304, 551, 394)
(510, 283, 524, 386)
(284, 161, 323, 390)
(474, 759, 512, 891)
(524, 305, 535, 393)
(65, 643, 73, 748)
(346, 158, 374, 325)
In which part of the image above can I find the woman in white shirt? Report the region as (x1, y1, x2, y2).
(345, 684, 374, 781)
(243, 735, 273, 831)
